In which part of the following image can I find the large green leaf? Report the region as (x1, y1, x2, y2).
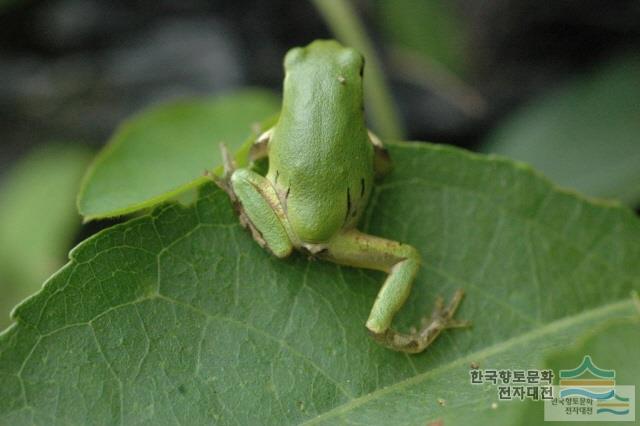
(484, 56, 640, 206)
(77, 90, 280, 220)
(1, 142, 639, 425)
(0, 144, 91, 330)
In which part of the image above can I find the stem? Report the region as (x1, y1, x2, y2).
(312, 0, 405, 141)
(388, 47, 486, 119)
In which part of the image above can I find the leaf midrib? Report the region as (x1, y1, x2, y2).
(301, 297, 638, 425)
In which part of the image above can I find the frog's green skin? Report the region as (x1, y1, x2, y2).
(215, 40, 466, 354)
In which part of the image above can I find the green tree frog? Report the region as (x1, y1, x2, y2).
(214, 40, 467, 353)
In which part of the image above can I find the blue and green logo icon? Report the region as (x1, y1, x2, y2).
(559, 355, 631, 417)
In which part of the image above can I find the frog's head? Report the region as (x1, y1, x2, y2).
(282, 40, 365, 114)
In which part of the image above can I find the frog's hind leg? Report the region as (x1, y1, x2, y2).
(210, 146, 292, 258)
(324, 229, 467, 354)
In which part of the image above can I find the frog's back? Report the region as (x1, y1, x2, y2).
(267, 40, 375, 244)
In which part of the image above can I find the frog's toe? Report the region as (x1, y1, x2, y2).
(424, 289, 469, 329)
(219, 142, 236, 177)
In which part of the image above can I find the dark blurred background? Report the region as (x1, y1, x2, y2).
(0, 0, 639, 328)
(2, 0, 639, 164)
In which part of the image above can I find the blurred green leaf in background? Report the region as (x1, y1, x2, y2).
(77, 90, 280, 220)
(377, 0, 470, 77)
(484, 56, 640, 207)
(0, 144, 91, 329)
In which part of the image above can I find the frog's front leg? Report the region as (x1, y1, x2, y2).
(212, 149, 292, 258)
(324, 229, 467, 354)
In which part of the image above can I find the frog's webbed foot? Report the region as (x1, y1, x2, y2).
(369, 289, 469, 354)
(324, 230, 467, 354)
